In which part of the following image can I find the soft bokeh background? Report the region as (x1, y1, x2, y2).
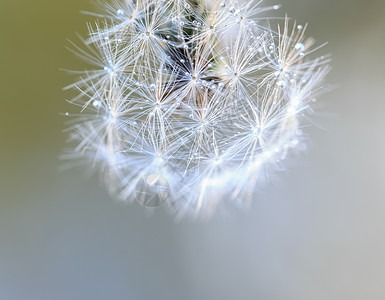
(1, 0, 385, 299)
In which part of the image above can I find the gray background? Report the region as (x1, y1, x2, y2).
(1, 0, 385, 299)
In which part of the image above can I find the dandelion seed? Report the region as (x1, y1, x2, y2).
(63, 0, 330, 219)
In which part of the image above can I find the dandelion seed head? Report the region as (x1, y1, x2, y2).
(64, 0, 330, 219)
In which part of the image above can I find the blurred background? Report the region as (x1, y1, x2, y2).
(1, 0, 385, 299)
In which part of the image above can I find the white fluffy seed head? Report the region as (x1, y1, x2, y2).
(63, 0, 330, 219)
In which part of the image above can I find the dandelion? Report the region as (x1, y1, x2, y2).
(63, 0, 330, 219)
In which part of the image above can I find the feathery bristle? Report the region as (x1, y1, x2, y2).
(63, 0, 330, 219)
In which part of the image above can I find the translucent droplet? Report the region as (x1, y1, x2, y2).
(295, 43, 304, 50)
(297, 25, 303, 30)
(220, 2, 226, 8)
(117, 9, 124, 16)
(180, 59, 185, 63)
(277, 80, 286, 88)
(135, 174, 169, 208)
(65, 112, 69, 116)
(273, 5, 281, 10)
(229, 7, 236, 13)
(93, 100, 101, 107)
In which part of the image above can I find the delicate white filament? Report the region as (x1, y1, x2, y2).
(63, 0, 330, 219)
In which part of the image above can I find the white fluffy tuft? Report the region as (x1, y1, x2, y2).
(63, 0, 330, 219)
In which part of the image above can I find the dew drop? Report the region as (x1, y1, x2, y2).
(93, 100, 101, 108)
(135, 174, 169, 208)
(295, 43, 304, 51)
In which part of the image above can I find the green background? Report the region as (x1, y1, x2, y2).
(1, 0, 385, 299)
